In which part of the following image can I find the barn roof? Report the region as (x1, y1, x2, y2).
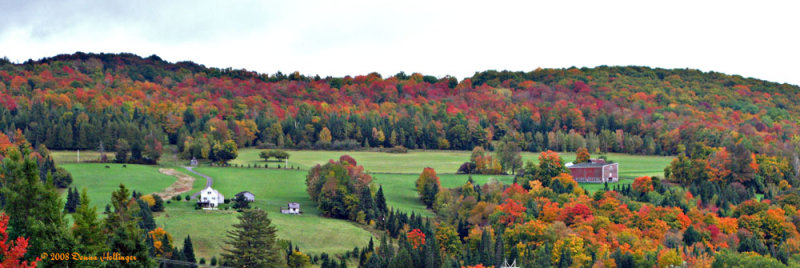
(568, 162, 616, 168)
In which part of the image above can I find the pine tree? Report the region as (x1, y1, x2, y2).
(137, 199, 156, 231)
(73, 188, 108, 263)
(183, 235, 197, 265)
(495, 232, 505, 267)
(359, 186, 375, 217)
(388, 248, 413, 268)
(222, 209, 284, 267)
(64, 186, 78, 213)
(152, 194, 164, 212)
(104, 184, 153, 267)
(375, 185, 388, 214)
(1, 148, 75, 265)
(480, 228, 493, 265)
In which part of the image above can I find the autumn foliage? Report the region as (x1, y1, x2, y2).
(0, 213, 38, 268)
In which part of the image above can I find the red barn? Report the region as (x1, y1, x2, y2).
(567, 159, 618, 183)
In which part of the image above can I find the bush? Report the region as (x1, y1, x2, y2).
(457, 162, 477, 174)
(331, 139, 361, 150)
(185, 194, 191, 201)
(53, 167, 73, 188)
(211, 256, 217, 266)
(199, 258, 206, 264)
(383, 146, 408, 153)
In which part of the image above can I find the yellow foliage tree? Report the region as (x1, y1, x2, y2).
(140, 194, 156, 207)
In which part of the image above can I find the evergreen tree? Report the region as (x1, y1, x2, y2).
(683, 225, 701, 246)
(152, 194, 164, 212)
(183, 235, 197, 265)
(495, 232, 505, 267)
(136, 199, 156, 231)
(479, 228, 493, 265)
(222, 209, 284, 267)
(1, 148, 75, 265)
(64, 186, 79, 213)
(388, 248, 413, 268)
(232, 193, 250, 209)
(73, 188, 108, 263)
(104, 184, 153, 267)
(375, 185, 388, 214)
(359, 186, 375, 217)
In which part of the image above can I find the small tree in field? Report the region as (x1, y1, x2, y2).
(416, 167, 441, 208)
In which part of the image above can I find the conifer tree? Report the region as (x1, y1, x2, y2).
(152, 194, 164, 212)
(137, 199, 156, 231)
(222, 209, 283, 267)
(375, 186, 388, 214)
(104, 184, 153, 267)
(183, 235, 197, 265)
(73, 188, 108, 262)
(1, 148, 75, 265)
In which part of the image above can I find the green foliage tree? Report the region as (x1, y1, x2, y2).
(416, 167, 440, 208)
(233, 193, 251, 209)
(306, 155, 372, 219)
(496, 139, 522, 174)
(73, 188, 108, 261)
(211, 139, 238, 163)
(115, 138, 130, 163)
(183, 235, 197, 265)
(104, 184, 153, 267)
(152, 194, 164, 212)
(375, 185, 388, 214)
(222, 209, 284, 267)
(53, 166, 73, 188)
(0, 148, 75, 265)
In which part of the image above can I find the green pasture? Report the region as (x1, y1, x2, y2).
(230, 149, 672, 178)
(158, 167, 374, 260)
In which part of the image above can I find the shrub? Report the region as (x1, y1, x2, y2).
(384, 146, 408, 153)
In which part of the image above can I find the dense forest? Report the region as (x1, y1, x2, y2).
(0, 53, 799, 161)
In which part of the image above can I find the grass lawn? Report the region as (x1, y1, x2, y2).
(156, 167, 374, 260)
(230, 149, 673, 177)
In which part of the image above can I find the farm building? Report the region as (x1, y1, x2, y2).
(197, 186, 225, 209)
(281, 202, 302, 215)
(567, 159, 618, 183)
(235, 191, 255, 202)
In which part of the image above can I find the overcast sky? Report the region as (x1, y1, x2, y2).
(1, 0, 798, 85)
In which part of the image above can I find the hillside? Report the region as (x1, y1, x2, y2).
(0, 53, 798, 158)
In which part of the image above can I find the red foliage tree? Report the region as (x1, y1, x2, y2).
(408, 229, 426, 249)
(0, 213, 38, 268)
(632, 176, 654, 194)
(497, 198, 527, 224)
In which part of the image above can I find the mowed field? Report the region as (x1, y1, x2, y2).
(231, 149, 673, 178)
(159, 167, 374, 259)
(60, 163, 204, 209)
(58, 149, 673, 260)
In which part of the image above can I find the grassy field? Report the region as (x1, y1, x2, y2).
(60, 163, 184, 208)
(231, 149, 673, 178)
(157, 167, 374, 260)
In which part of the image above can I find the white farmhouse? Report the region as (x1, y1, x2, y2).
(198, 186, 225, 209)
